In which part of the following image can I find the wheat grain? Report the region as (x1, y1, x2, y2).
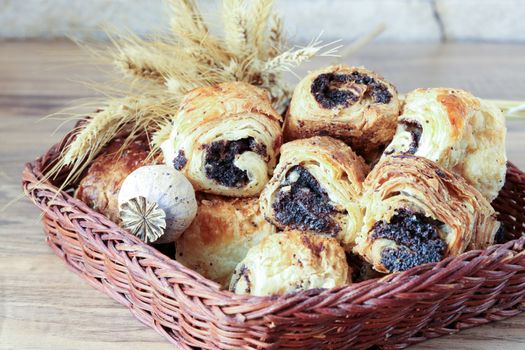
(222, 0, 249, 58)
(268, 14, 284, 58)
(250, 0, 274, 60)
(264, 39, 341, 72)
(47, 0, 353, 185)
(151, 120, 174, 152)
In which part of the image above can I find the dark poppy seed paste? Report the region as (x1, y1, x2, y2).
(371, 209, 446, 272)
(494, 224, 506, 244)
(272, 166, 340, 235)
(230, 264, 251, 294)
(401, 120, 423, 154)
(204, 137, 266, 187)
(310, 71, 392, 109)
(173, 150, 187, 170)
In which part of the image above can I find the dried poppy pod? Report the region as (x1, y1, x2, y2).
(118, 165, 198, 244)
(383, 88, 507, 201)
(284, 64, 400, 161)
(354, 155, 500, 274)
(259, 136, 369, 249)
(230, 230, 350, 296)
(163, 82, 283, 197)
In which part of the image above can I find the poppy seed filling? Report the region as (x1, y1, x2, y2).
(401, 120, 423, 154)
(173, 150, 187, 170)
(371, 209, 446, 272)
(230, 264, 251, 294)
(204, 137, 266, 187)
(311, 71, 392, 109)
(272, 166, 340, 235)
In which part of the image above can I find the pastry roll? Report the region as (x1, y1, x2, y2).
(260, 136, 369, 248)
(176, 195, 275, 287)
(230, 231, 350, 296)
(75, 137, 153, 222)
(384, 88, 506, 201)
(354, 154, 500, 273)
(163, 82, 283, 197)
(284, 64, 400, 161)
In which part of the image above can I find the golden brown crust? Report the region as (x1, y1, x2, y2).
(75, 138, 153, 223)
(384, 88, 507, 201)
(354, 154, 500, 273)
(163, 82, 283, 197)
(176, 194, 275, 287)
(284, 65, 400, 161)
(230, 230, 350, 296)
(260, 136, 369, 248)
(179, 82, 281, 124)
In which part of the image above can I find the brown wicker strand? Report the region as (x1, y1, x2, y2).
(22, 136, 525, 349)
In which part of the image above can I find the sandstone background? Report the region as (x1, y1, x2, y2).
(1, 0, 524, 43)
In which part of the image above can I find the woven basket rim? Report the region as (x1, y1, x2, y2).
(21, 132, 525, 312)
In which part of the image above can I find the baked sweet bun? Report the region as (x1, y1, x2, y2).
(384, 88, 507, 201)
(163, 82, 283, 197)
(176, 195, 275, 287)
(75, 137, 152, 223)
(284, 64, 400, 161)
(260, 136, 369, 249)
(354, 154, 500, 273)
(230, 230, 350, 296)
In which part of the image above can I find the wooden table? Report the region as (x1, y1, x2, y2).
(1, 41, 524, 349)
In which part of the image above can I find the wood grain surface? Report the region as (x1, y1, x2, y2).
(1, 40, 524, 350)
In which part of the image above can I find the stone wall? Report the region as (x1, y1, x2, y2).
(1, 0, 524, 43)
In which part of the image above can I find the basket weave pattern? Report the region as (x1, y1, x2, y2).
(22, 135, 525, 349)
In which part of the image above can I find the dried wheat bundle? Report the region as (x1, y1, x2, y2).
(46, 92, 179, 186)
(47, 0, 342, 185)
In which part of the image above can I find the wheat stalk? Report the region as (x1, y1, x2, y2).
(151, 119, 174, 152)
(488, 99, 525, 119)
(335, 23, 386, 62)
(61, 108, 119, 166)
(114, 42, 170, 83)
(47, 0, 355, 185)
(268, 14, 284, 58)
(222, 0, 250, 58)
(168, 0, 229, 64)
(250, 0, 274, 60)
(167, 0, 208, 43)
(264, 38, 342, 72)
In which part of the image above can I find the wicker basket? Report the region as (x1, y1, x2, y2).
(22, 128, 525, 349)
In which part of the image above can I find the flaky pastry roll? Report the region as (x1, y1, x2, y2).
(75, 137, 153, 222)
(230, 231, 350, 296)
(176, 195, 275, 287)
(284, 65, 400, 161)
(384, 88, 506, 201)
(260, 136, 369, 248)
(354, 154, 500, 273)
(163, 82, 283, 197)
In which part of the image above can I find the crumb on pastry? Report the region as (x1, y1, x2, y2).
(203, 137, 267, 187)
(310, 71, 392, 109)
(371, 208, 446, 272)
(272, 165, 340, 235)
